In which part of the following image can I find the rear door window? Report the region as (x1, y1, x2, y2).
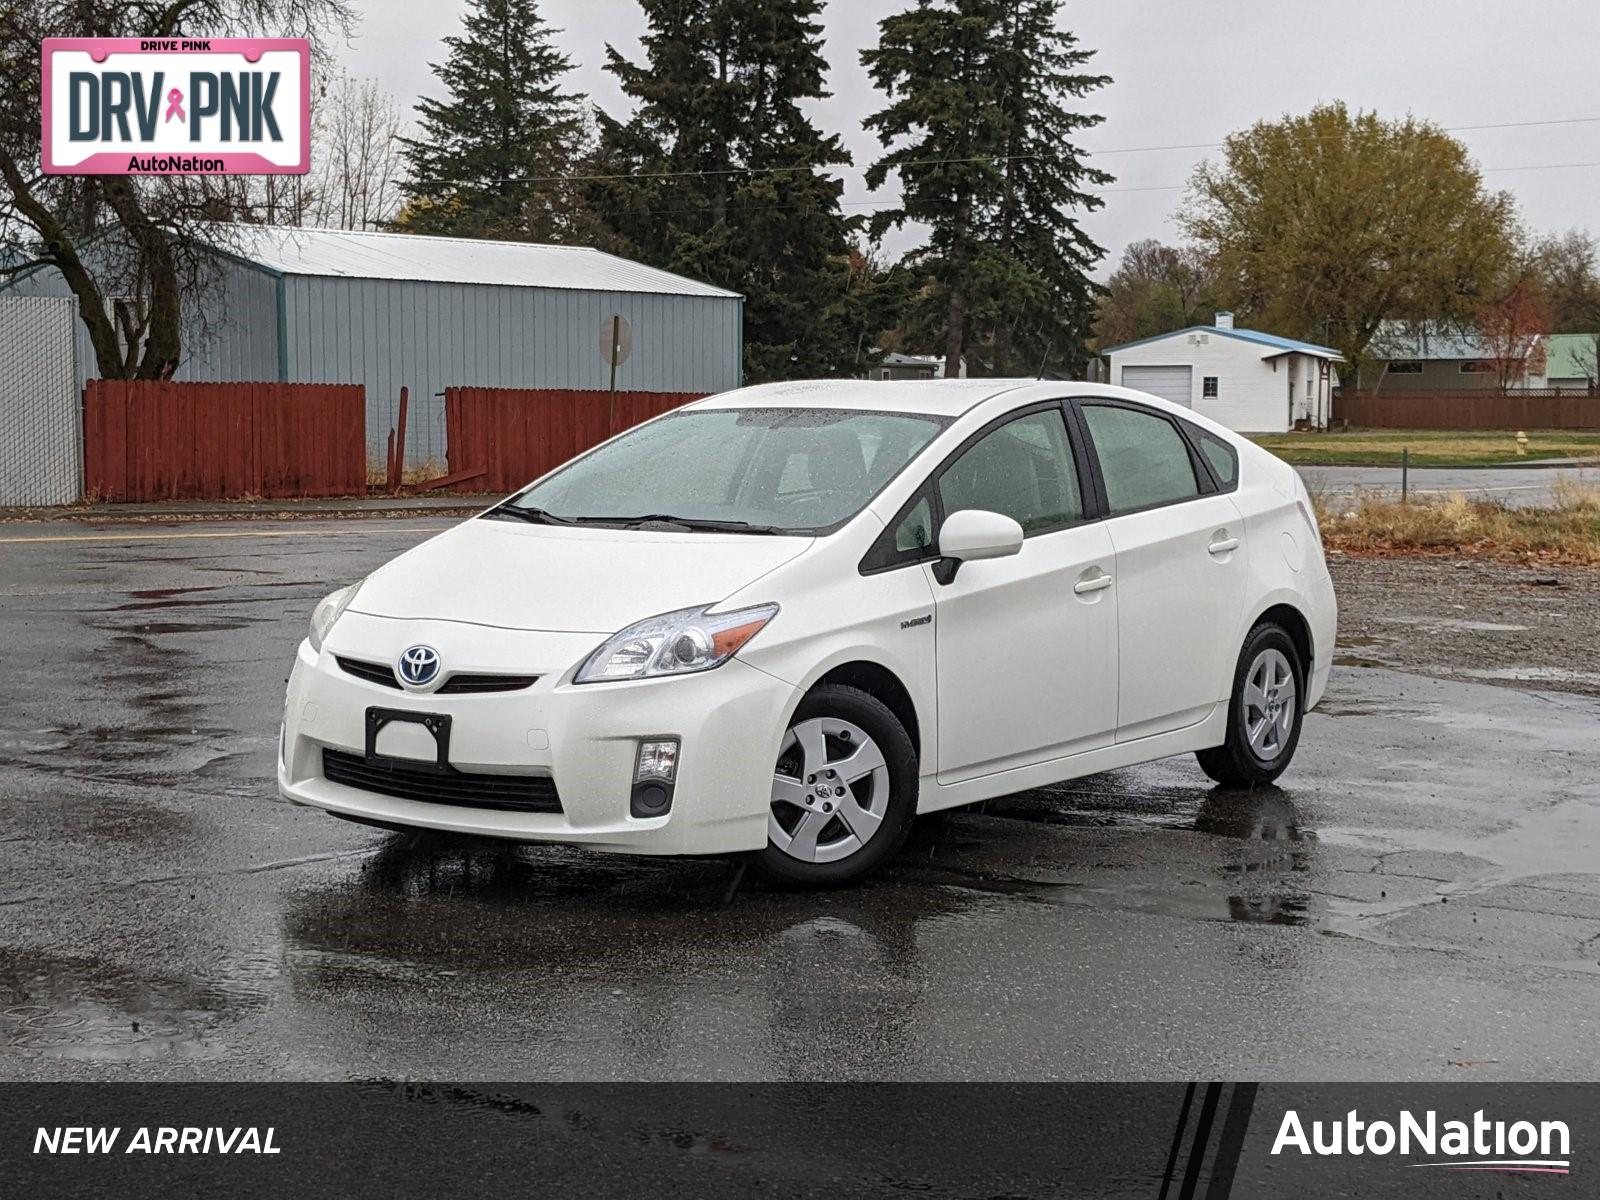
(1080, 403, 1200, 515)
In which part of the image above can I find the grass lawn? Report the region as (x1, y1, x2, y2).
(1252, 428, 1600, 467)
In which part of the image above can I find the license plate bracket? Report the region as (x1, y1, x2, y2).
(365, 707, 452, 771)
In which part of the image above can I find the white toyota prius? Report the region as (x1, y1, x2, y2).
(279, 379, 1336, 885)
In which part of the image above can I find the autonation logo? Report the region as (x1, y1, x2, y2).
(1272, 1108, 1571, 1176)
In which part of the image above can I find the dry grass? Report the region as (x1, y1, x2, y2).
(365, 457, 446, 490)
(1315, 480, 1600, 566)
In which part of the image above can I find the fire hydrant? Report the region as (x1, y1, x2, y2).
(1515, 430, 1529, 457)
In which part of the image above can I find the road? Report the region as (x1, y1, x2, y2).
(1, 516, 1597, 1082)
(1297, 462, 1593, 507)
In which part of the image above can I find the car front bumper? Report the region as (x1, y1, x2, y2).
(277, 613, 797, 855)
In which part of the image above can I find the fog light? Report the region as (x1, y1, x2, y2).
(635, 739, 679, 783)
(631, 738, 679, 819)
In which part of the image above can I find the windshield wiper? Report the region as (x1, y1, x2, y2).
(482, 503, 578, 526)
(611, 513, 785, 534)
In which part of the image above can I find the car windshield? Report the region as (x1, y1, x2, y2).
(495, 407, 950, 533)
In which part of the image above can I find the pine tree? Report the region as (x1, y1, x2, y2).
(593, 0, 862, 381)
(396, 0, 589, 242)
(863, 0, 1111, 376)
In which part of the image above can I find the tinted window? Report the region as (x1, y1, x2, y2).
(894, 495, 934, 552)
(1081, 404, 1199, 514)
(938, 409, 1083, 533)
(1192, 426, 1238, 487)
(507, 407, 948, 533)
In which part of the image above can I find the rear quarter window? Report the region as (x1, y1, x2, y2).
(1190, 425, 1239, 489)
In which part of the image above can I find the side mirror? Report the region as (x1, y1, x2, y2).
(934, 509, 1024, 583)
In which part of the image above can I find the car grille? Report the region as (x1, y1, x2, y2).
(438, 673, 541, 695)
(334, 657, 539, 694)
(336, 656, 401, 688)
(322, 749, 562, 814)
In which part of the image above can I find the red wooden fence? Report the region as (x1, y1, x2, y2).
(83, 380, 366, 502)
(1332, 389, 1600, 430)
(445, 387, 705, 493)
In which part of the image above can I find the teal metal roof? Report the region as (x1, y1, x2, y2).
(1103, 324, 1342, 359)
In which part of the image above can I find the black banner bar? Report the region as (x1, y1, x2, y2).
(1, 1083, 1591, 1199)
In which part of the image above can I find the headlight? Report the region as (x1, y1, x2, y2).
(575, 602, 778, 684)
(308, 583, 360, 653)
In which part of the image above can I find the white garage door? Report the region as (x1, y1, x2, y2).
(1120, 365, 1193, 409)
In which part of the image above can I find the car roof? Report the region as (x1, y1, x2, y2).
(681, 380, 1254, 445)
(685, 378, 1040, 416)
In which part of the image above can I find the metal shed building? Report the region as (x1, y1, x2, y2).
(3, 226, 744, 467)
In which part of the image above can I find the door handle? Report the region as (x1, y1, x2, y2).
(1073, 571, 1113, 595)
(1208, 535, 1239, 555)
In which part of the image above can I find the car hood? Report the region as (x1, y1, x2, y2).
(349, 517, 813, 633)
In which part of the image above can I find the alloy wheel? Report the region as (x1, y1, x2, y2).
(1243, 647, 1297, 760)
(769, 717, 891, 864)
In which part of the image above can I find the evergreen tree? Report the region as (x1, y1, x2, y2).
(396, 0, 589, 242)
(863, 0, 1111, 376)
(593, 0, 862, 381)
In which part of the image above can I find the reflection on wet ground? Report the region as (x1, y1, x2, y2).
(3, 518, 1599, 1081)
(0, 948, 266, 1063)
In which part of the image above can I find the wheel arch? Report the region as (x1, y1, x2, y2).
(799, 659, 922, 762)
(1252, 601, 1315, 677)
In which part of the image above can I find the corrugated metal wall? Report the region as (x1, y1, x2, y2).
(2, 257, 280, 390)
(3, 253, 743, 472)
(281, 277, 741, 468)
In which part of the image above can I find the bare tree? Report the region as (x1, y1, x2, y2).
(1094, 238, 1220, 349)
(0, 0, 353, 379)
(1475, 278, 1550, 394)
(307, 73, 405, 231)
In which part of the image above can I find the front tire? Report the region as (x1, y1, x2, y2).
(751, 684, 918, 886)
(1196, 623, 1305, 787)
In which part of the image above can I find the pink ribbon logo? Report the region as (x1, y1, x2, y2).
(164, 88, 185, 123)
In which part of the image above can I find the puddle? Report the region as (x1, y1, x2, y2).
(0, 727, 72, 757)
(0, 948, 257, 1062)
(1332, 655, 1389, 670)
(1193, 789, 1309, 844)
(129, 585, 220, 600)
(1226, 894, 1314, 925)
(984, 771, 1199, 829)
(283, 834, 968, 980)
(126, 619, 254, 635)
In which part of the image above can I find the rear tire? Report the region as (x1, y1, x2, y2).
(751, 684, 918, 887)
(1197, 622, 1305, 787)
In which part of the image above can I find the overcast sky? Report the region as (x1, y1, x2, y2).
(337, 0, 1600, 276)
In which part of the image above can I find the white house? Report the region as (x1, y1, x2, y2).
(866, 352, 967, 381)
(1103, 313, 1343, 432)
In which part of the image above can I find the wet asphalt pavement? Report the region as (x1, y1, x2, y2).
(1, 517, 1598, 1083)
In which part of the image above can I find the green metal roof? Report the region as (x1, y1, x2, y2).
(1545, 332, 1598, 380)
